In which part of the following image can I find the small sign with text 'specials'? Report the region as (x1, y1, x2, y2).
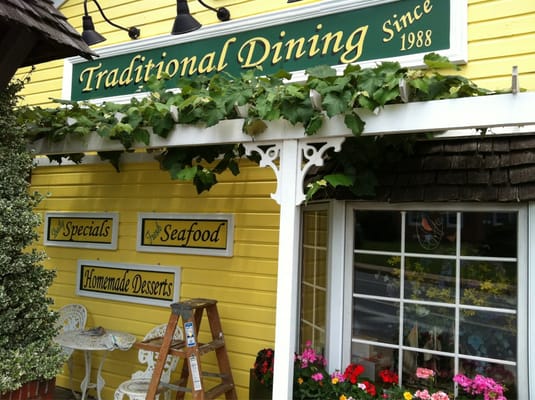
(44, 212, 118, 250)
(137, 213, 234, 257)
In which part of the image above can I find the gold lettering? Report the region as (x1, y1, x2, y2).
(237, 37, 271, 68)
(104, 68, 119, 88)
(321, 31, 344, 55)
(198, 52, 216, 74)
(155, 52, 167, 79)
(118, 55, 142, 86)
(340, 26, 368, 63)
(95, 70, 108, 90)
(423, 0, 432, 13)
(217, 37, 236, 71)
(271, 31, 286, 64)
(284, 36, 307, 61)
(79, 63, 102, 92)
(165, 59, 179, 78)
(382, 0, 434, 43)
(180, 56, 198, 76)
(307, 24, 323, 57)
(143, 59, 157, 81)
(134, 56, 145, 83)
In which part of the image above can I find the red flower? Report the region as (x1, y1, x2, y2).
(379, 369, 399, 384)
(362, 380, 376, 396)
(343, 363, 365, 384)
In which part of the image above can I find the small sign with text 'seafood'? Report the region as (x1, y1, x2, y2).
(44, 212, 118, 250)
(76, 260, 181, 307)
(137, 213, 233, 257)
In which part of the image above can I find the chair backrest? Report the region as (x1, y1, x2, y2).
(131, 323, 184, 383)
(57, 304, 88, 333)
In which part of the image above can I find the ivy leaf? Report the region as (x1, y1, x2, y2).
(306, 65, 337, 79)
(193, 169, 217, 193)
(304, 113, 324, 136)
(344, 112, 365, 135)
(243, 118, 267, 136)
(424, 52, 460, 70)
(133, 127, 150, 145)
(324, 173, 353, 188)
(174, 165, 198, 181)
(98, 151, 123, 172)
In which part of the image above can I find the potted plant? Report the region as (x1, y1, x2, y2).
(0, 81, 65, 399)
(250, 348, 274, 400)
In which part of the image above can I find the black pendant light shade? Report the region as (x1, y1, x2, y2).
(172, 0, 231, 35)
(172, 0, 202, 34)
(81, 0, 140, 45)
(82, 14, 106, 45)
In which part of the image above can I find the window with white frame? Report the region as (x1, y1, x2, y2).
(299, 207, 329, 354)
(347, 207, 522, 397)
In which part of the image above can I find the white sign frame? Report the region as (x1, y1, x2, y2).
(137, 212, 234, 257)
(76, 260, 181, 307)
(43, 211, 119, 250)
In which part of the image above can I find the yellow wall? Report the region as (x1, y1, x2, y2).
(31, 157, 278, 398)
(19, 0, 535, 397)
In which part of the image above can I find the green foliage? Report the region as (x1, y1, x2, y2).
(17, 53, 499, 195)
(0, 81, 65, 393)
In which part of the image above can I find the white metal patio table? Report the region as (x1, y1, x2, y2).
(54, 328, 136, 400)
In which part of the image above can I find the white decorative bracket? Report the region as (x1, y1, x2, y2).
(244, 137, 345, 205)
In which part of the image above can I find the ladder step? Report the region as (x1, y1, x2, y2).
(205, 383, 235, 399)
(144, 298, 237, 400)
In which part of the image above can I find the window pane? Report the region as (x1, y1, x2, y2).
(355, 210, 401, 251)
(461, 260, 517, 309)
(405, 211, 457, 254)
(351, 343, 398, 382)
(404, 257, 455, 303)
(404, 305, 455, 353)
(353, 298, 399, 344)
(402, 350, 454, 393)
(354, 254, 400, 298)
(461, 212, 517, 257)
(458, 360, 517, 399)
(460, 310, 516, 361)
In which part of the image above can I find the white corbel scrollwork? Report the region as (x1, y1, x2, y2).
(244, 137, 345, 205)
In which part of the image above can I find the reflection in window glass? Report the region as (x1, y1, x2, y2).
(350, 208, 518, 393)
(461, 260, 517, 309)
(405, 211, 457, 255)
(404, 305, 455, 353)
(351, 342, 398, 383)
(300, 208, 328, 351)
(355, 211, 401, 251)
(404, 257, 455, 303)
(461, 212, 517, 257)
(354, 254, 400, 298)
(460, 310, 516, 361)
(402, 350, 454, 393)
(353, 298, 399, 344)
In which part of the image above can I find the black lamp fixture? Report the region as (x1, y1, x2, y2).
(172, 0, 230, 35)
(82, 0, 140, 45)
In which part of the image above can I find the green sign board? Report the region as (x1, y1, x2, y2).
(71, 0, 450, 101)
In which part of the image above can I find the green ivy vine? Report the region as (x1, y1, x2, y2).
(18, 53, 499, 195)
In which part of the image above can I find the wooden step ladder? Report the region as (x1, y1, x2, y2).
(136, 298, 237, 400)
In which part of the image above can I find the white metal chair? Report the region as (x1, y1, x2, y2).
(114, 323, 184, 400)
(56, 304, 88, 397)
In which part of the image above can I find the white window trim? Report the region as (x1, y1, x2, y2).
(339, 202, 528, 392)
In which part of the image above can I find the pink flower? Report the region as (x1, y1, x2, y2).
(430, 391, 449, 400)
(331, 370, 345, 382)
(416, 367, 435, 380)
(414, 389, 431, 399)
(311, 372, 324, 382)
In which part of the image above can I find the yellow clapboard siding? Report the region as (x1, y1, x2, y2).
(468, 0, 535, 23)
(469, 13, 535, 41)
(469, 33, 535, 61)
